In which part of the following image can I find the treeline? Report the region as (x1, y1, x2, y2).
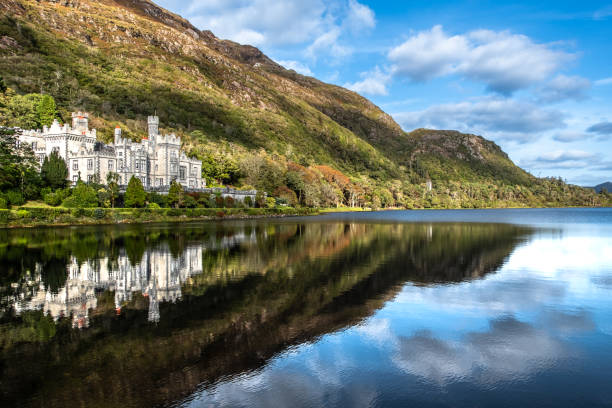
(189, 147, 612, 209)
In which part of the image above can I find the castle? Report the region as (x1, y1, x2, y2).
(17, 112, 205, 190)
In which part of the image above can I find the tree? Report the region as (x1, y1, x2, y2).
(40, 150, 68, 189)
(124, 176, 146, 208)
(0, 75, 6, 94)
(106, 172, 120, 208)
(0, 128, 41, 198)
(167, 180, 184, 208)
(62, 181, 98, 208)
(36, 94, 57, 126)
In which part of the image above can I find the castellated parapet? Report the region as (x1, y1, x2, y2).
(17, 112, 205, 189)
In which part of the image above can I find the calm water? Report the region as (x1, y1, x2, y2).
(0, 208, 611, 407)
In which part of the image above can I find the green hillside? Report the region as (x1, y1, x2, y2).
(0, 0, 609, 208)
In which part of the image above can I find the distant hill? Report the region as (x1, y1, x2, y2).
(0, 0, 609, 208)
(590, 182, 612, 193)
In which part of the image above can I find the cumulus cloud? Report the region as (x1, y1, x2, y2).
(537, 150, 596, 163)
(345, 0, 376, 33)
(305, 28, 352, 60)
(553, 130, 589, 143)
(394, 316, 568, 385)
(388, 25, 573, 94)
(587, 121, 612, 136)
(594, 77, 612, 86)
(392, 97, 566, 141)
(344, 66, 391, 96)
(182, 0, 375, 61)
(537, 75, 591, 103)
(277, 60, 314, 76)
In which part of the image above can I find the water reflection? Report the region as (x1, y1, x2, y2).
(3, 214, 609, 408)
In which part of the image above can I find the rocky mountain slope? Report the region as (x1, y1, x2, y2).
(0, 0, 606, 207)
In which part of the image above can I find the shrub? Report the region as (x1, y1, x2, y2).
(224, 196, 234, 208)
(6, 191, 25, 206)
(266, 197, 276, 209)
(62, 182, 98, 208)
(0, 197, 7, 209)
(215, 195, 224, 208)
(243, 196, 252, 207)
(147, 202, 161, 209)
(0, 209, 9, 223)
(93, 208, 106, 219)
(183, 195, 197, 208)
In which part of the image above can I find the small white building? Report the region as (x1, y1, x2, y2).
(17, 112, 205, 189)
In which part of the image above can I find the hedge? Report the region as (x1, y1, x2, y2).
(0, 206, 317, 227)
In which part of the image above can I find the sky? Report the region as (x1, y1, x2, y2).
(155, 0, 612, 186)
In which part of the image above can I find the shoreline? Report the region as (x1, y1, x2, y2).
(0, 207, 319, 229)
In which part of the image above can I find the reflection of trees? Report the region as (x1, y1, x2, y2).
(0, 221, 532, 407)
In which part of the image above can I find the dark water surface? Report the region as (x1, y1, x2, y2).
(0, 208, 611, 407)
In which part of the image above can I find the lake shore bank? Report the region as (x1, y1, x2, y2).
(0, 207, 320, 228)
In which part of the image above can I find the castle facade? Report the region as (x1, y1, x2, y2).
(17, 112, 205, 189)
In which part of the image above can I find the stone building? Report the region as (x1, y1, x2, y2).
(17, 112, 205, 189)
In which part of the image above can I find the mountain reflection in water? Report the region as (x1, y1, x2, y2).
(0, 221, 531, 407)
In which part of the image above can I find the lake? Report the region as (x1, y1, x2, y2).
(1, 208, 611, 407)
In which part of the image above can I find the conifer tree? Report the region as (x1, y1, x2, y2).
(167, 180, 184, 208)
(124, 176, 146, 208)
(41, 150, 68, 189)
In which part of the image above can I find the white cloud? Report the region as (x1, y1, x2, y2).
(594, 77, 612, 86)
(344, 66, 391, 96)
(345, 0, 376, 33)
(276, 60, 314, 76)
(305, 28, 352, 60)
(183, 0, 375, 61)
(537, 149, 596, 163)
(537, 75, 591, 103)
(388, 25, 574, 94)
(392, 97, 566, 141)
(553, 130, 589, 143)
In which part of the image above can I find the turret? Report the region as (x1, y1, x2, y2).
(114, 126, 122, 144)
(72, 112, 89, 132)
(147, 116, 159, 141)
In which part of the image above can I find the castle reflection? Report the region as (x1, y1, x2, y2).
(14, 244, 204, 327)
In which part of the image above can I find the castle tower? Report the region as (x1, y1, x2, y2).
(114, 126, 122, 144)
(147, 116, 159, 141)
(72, 112, 89, 133)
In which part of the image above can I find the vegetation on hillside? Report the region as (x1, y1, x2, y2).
(0, 0, 609, 209)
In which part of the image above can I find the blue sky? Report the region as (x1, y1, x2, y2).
(156, 0, 612, 186)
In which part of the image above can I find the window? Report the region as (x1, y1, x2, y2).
(179, 166, 186, 180)
(87, 175, 93, 183)
(32, 142, 37, 150)
(73, 176, 78, 183)
(157, 178, 163, 186)
(135, 161, 140, 170)
(171, 163, 177, 172)
(108, 161, 114, 170)
(87, 159, 93, 170)
(141, 160, 146, 170)
(155, 165, 158, 172)
(119, 159, 123, 168)
(73, 161, 78, 170)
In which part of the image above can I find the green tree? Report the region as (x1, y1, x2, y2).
(167, 180, 184, 208)
(124, 176, 146, 208)
(106, 172, 120, 208)
(62, 181, 98, 208)
(36, 94, 57, 126)
(40, 150, 68, 189)
(0, 128, 41, 198)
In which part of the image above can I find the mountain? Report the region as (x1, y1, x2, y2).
(590, 182, 612, 193)
(0, 0, 607, 208)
